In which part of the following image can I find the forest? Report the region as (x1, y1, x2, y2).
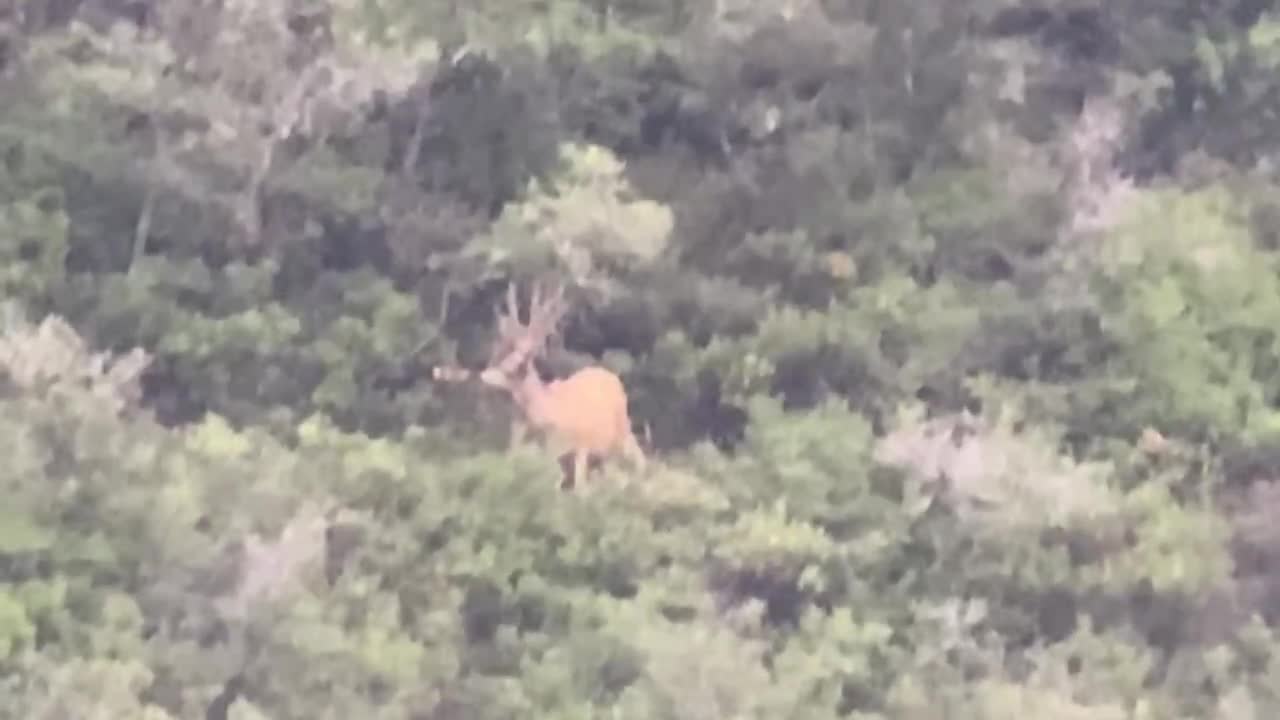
(5, 0, 1280, 717)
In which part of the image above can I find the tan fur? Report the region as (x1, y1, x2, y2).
(434, 282, 645, 488)
(511, 366, 646, 486)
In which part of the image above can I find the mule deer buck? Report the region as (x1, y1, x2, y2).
(432, 282, 646, 489)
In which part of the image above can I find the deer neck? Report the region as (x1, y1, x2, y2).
(512, 370, 556, 428)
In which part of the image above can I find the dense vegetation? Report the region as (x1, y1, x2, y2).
(5, 0, 1280, 717)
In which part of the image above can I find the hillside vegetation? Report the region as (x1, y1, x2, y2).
(6, 1, 1280, 718)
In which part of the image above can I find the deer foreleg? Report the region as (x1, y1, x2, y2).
(573, 448, 590, 490)
(509, 418, 528, 449)
(554, 448, 589, 491)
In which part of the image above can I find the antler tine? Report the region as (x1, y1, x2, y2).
(552, 283, 567, 325)
(505, 282, 520, 324)
(521, 280, 565, 361)
(530, 280, 549, 323)
(532, 280, 567, 332)
(487, 282, 519, 367)
(529, 280, 540, 314)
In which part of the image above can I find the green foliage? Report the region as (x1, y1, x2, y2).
(0, 186, 68, 300)
(1094, 186, 1280, 441)
(50, 260, 443, 431)
(5, 0, 1280, 716)
(0, 655, 177, 719)
(465, 141, 674, 292)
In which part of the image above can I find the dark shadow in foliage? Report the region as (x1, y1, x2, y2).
(596, 647, 645, 703)
(772, 353, 826, 411)
(1035, 586, 1080, 644)
(6, 0, 81, 31)
(142, 356, 209, 427)
(204, 673, 245, 720)
(1219, 462, 1280, 625)
(550, 45, 736, 167)
(986, 6, 1120, 64)
(706, 561, 812, 629)
(415, 48, 562, 218)
(462, 578, 506, 644)
(561, 292, 659, 363)
(685, 369, 748, 452)
(1128, 579, 1199, 679)
(324, 521, 364, 586)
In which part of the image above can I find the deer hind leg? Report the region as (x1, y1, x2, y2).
(622, 432, 646, 472)
(556, 452, 575, 490)
(573, 448, 590, 491)
(616, 408, 646, 474)
(556, 448, 592, 491)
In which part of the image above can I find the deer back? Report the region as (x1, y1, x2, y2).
(520, 366, 633, 455)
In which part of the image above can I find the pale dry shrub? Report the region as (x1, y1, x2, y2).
(1060, 96, 1139, 239)
(0, 312, 149, 416)
(218, 500, 351, 619)
(874, 406, 1120, 533)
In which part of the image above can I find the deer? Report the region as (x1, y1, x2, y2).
(432, 282, 646, 490)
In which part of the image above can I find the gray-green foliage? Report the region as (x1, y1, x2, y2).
(1092, 186, 1280, 442)
(5, 0, 1280, 717)
(466, 142, 673, 291)
(0, 324, 1266, 717)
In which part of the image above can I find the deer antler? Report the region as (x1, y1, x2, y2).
(488, 280, 567, 377)
(487, 283, 521, 367)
